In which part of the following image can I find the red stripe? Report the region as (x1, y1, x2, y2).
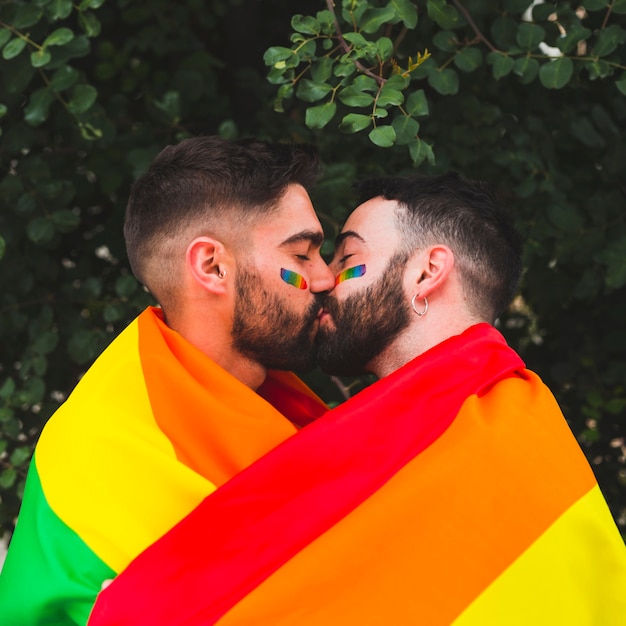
(89, 324, 524, 626)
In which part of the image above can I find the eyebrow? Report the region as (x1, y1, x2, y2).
(279, 230, 325, 248)
(334, 230, 366, 247)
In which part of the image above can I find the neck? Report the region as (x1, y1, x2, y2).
(163, 307, 268, 391)
(368, 311, 483, 379)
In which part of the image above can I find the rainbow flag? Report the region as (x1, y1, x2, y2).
(89, 324, 626, 625)
(0, 307, 326, 625)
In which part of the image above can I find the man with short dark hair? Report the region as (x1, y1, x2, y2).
(86, 172, 626, 626)
(0, 136, 335, 625)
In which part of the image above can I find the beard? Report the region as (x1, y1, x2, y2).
(232, 266, 321, 372)
(316, 253, 411, 376)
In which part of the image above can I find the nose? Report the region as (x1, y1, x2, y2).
(309, 257, 335, 294)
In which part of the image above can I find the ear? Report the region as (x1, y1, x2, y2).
(186, 236, 229, 295)
(407, 244, 454, 298)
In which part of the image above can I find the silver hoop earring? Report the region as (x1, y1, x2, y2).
(218, 269, 226, 279)
(411, 294, 428, 316)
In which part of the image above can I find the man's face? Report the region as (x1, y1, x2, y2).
(317, 197, 411, 376)
(231, 184, 334, 372)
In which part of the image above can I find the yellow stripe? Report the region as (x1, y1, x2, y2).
(453, 485, 626, 625)
(37, 320, 213, 573)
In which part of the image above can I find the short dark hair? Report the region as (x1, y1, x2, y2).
(356, 172, 522, 322)
(124, 136, 320, 305)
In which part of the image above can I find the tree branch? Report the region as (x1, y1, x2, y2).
(450, 0, 497, 52)
(325, 0, 386, 85)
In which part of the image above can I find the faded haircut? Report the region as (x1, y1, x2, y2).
(355, 172, 522, 322)
(124, 136, 320, 306)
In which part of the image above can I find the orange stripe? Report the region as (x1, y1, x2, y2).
(139, 310, 297, 486)
(217, 372, 597, 625)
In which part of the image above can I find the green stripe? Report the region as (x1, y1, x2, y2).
(0, 454, 115, 625)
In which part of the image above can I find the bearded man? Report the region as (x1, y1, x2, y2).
(0, 136, 335, 625)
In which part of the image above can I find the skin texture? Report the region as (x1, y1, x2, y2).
(171, 184, 335, 389)
(319, 196, 475, 378)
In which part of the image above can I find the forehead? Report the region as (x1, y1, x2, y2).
(251, 184, 323, 244)
(339, 197, 401, 251)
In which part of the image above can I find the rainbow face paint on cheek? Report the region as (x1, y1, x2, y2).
(335, 264, 366, 285)
(280, 268, 308, 290)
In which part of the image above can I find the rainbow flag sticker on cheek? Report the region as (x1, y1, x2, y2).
(335, 264, 366, 285)
(280, 268, 308, 290)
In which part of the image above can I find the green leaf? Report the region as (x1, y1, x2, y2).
(0, 377, 16, 400)
(428, 67, 459, 95)
(24, 88, 54, 126)
(43, 27, 75, 47)
(406, 89, 429, 116)
(47, 0, 73, 19)
(115, 274, 139, 298)
(296, 79, 333, 103)
(595, 236, 626, 288)
(368, 125, 396, 147)
(377, 83, 404, 107)
(454, 47, 483, 72)
(360, 6, 396, 34)
(103, 303, 125, 323)
(539, 57, 573, 89)
(153, 90, 181, 122)
(581, 0, 610, 10)
(12, 4, 44, 28)
(547, 204, 583, 234)
(27, 216, 55, 244)
(305, 101, 337, 129)
(376, 37, 394, 62)
(487, 52, 515, 80)
(338, 85, 375, 107)
(339, 113, 372, 133)
(391, 0, 418, 28)
(67, 84, 97, 114)
(311, 57, 333, 83)
(613, 0, 626, 13)
(31, 49, 52, 68)
(592, 24, 626, 57)
(2, 37, 27, 60)
(0, 29, 12, 49)
(392, 115, 419, 145)
(0, 468, 17, 489)
(343, 32, 371, 52)
(491, 16, 518, 48)
(263, 46, 295, 66)
(50, 65, 79, 91)
(409, 137, 436, 166)
(571, 117, 605, 148)
(584, 58, 611, 80)
(513, 56, 539, 83)
(51, 209, 80, 232)
(9, 446, 32, 467)
(433, 30, 456, 52)
(516, 23, 545, 51)
(427, 0, 459, 29)
(68, 329, 105, 364)
(616, 72, 626, 95)
(0, 235, 5, 260)
(557, 26, 592, 54)
(291, 14, 320, 35)
(33, 331, 59, 355)
(79, 11, 101, 37)
(504, 0, 535, 10)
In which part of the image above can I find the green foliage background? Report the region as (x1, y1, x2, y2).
(1, 0, 625, 540)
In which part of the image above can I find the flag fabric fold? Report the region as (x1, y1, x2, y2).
(0, 307, 325, 626)
(89, 323, 626, 625)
